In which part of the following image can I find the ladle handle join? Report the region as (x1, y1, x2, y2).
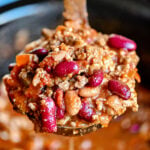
(63, 0, 88, 24)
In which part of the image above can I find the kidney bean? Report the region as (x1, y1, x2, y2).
(65, 91, 81, 116)
(8, 63, 16, 72)
(78, 101, 95, 122)
(130, 123, 140, 133)
(53, 89, 65, 110)
(54, 61, 79, 77)
(108, 79, 131, 100)
(56, 107, 65, 119)
(40, 97, 57, 133)
(88, 70, 103, 87)
(10, 65, 22, 78)
(79, 87, 100, 97)
(108, 34, 137, 51)
(30, 48, 48, 59)
(45, 65, 51, 73)
(8, 91, 15, 104)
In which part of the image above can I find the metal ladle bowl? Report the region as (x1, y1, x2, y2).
(56, 124, 102, 136)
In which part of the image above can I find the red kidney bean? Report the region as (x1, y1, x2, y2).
(10, 65, 22, 79)
(40, 97, 57, 133)
(54, 61, 79, 77)
(56, 107, 65, 119)
(30, 48, 49, 59)
(108, 34, 137, 51)
(78, 101, 95, 122)
(130, 123, 140, 133)
(88, 70, 103, 87)
(8, 63, 16, 72)
(108, 79, 131, 100)
(53, 89, 65, 110)
(45, 65, 51, 73)
(8, 91, 15, 104)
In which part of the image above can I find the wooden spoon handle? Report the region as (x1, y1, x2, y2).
(63, 0, 88, 24)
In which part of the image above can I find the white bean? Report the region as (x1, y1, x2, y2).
(65, 91, 81, 116)
(79, 87, 100, 97)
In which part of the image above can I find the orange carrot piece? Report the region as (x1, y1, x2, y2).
(128, 70, 136, 78)
(16, 54, 31, 66)
(135, 72, 141, 83)
(56, 25, 66, 32)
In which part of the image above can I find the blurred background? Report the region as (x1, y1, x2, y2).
(0, 0, 150, 149)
